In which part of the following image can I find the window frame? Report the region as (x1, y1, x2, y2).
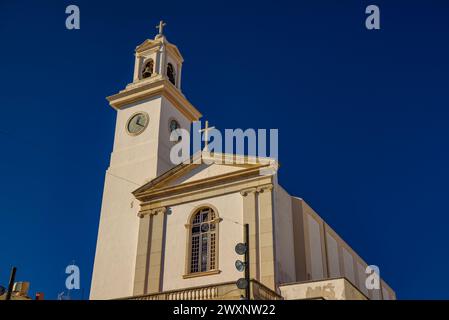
(184, 205, 221, 279)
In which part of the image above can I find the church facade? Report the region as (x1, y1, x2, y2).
(90, 23, 395, 301)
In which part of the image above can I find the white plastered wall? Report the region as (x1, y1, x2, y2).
(289, 198, 395, 300)
(162, 192, 244, 291)
(91, 97, 163, 299)
(273, 184, 296, 285)
(91, 95, 192, 299)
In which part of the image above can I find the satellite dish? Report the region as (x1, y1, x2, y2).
(235, 243, 247, 255)
(235, 260, 245, 272)
(236, 278, 249, 290)
(0, 286, 6, 296)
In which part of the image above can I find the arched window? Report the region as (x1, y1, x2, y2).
(167, 63, 176, 85)
(142, 59, 154, 79)
(188, 206, 219, 274)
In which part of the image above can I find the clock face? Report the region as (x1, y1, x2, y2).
(127, 112, 149, 135)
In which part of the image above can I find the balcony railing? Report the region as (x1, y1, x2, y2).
(125, 280, 283, 300)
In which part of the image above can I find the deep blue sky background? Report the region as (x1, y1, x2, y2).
(0, 0, 448, 299)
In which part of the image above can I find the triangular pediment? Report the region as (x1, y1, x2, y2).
(133, 153, 278, 200)
(135, 37, 183, 61)
(165, 162, 246, 187)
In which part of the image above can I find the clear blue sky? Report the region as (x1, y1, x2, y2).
(0, 0, 448, 299)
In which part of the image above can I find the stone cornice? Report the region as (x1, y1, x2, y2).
(257, 184, 273, 193)
(240, 187, 257, 196)
(106, 78, 202, 121)
(240, 184, 273, 197)
(137, 206, 167, 218)
(138, 175, 273, 212)
(133, 152, 278, 196)
(135, 37, 184, 63)
(135, 164, 269, 201)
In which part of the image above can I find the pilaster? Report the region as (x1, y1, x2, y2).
(240, 188, 259, 280)
(257, 184, 276, 290)
(240, 184, 275, 291)
(133, 207, 167, 295)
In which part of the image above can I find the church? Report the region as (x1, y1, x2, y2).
(90, 22, 395, 301)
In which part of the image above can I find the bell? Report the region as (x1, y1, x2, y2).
(142, 67, 152, 79)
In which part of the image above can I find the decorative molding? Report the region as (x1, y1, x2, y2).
(124, 279, 283, 300)
(240, 187, 257, 197)
(136, 37, 184, 63)
(132, 151, 277, 196)
(135, 46, 160, 58)
(136, 164, 269, 200)
(138, 206, 167, 218)
(237, 183, 274, 198)
(127, 74, 163, 90)
(257, 184, 273, 193)
(106, 78, 202, 122)
(139, 175, 273, 212)
(182, 269, 221, 279)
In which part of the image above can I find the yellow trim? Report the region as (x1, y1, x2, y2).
(132, 151, 278, 195)
(139, 178, 273, 214)
(136, 38, 184, 63)
(183, 269, 221, 279)
(135, 164, 269, 200)
(186, 204, 220, 225)
(106, 78, 201, 121)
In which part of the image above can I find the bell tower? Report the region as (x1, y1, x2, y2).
(90, 21, 201, 300)
(132, 20, 184, 90)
